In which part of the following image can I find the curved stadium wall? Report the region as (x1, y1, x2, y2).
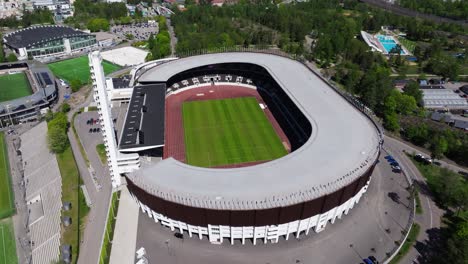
(124, 53, 382, 245)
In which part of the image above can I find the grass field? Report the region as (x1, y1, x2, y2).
(95, 144, 107, 165)
(99, 191, 120, 264)
(0, 73, 32, 103)
(48, 56, 121, 84)
(182, 97, 287, 167)
(0, 133, 14, 220)
(0, 218, 18, 264)
(57, 146, 89, 264)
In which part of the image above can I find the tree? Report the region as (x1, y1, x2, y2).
(403, 81, 423, 106)
(384, 112, 400, 132)
(70, 79, 82, 92)
(430, 136, 448, 159)
(47, 127, 69, 153)
(87, 18, 110, 32)
(6, 53, 17, 62)
(61, 103, 71, 113)
(47, 112, 69, 153)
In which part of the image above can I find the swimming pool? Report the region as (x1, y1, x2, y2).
(376, 35, 406, 55)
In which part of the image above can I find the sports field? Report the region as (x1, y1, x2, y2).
(0, 132, 14, 219)
(0, 218, 18, 264)
(182, 97, 287, 167)
(0, 73, 32, 103)
(48, 56, 121, 84)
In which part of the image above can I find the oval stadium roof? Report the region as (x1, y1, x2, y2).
(130, 53, 381, 210)
(3, 25, 91, 49)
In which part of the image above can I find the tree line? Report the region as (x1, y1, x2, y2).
(146, 16, 171, 60)
(64, 0, 127, 29)
(398, 0, 468, 21)
(0, 9, 54, 28)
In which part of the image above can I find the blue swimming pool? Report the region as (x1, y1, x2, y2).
(376, 35, 406, 55)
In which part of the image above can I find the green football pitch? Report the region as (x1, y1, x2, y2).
(0, 73, 32, 103)
(182, 97, 287, 167)
(48, 56, 121, 84)
(0, 218, 18, 264)
(0, 133, 14, 220)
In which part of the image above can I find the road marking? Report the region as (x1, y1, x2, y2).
(425, 197, 433, 228)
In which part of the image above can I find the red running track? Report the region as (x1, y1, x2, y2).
(164, 84, 291, 168)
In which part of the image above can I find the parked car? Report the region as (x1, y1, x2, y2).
(390, 161, 399, 167)
(368, 256, 379, 263)
(92, 128, 97, 133)
(391, 165, 402, 173)
(89, 128, 93, 133)
(174, 232, 183, 239)
(96, 128, 101, 132)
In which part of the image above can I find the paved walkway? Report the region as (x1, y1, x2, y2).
(109, 187, 139, 264)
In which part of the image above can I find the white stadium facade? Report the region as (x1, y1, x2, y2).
(91, 51, 383, 245)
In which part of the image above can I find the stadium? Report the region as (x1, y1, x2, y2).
(0, 61, 57, 125)
(3, 25, 97, 61)
(109, 52, 382, 245)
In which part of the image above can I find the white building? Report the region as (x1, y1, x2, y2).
(89, 51, 139, 188)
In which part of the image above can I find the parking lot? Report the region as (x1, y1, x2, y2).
(110, 23, 158, 41)
(134, 152, 413, 264)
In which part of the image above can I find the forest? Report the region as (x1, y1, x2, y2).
(398, 0, 468, 20)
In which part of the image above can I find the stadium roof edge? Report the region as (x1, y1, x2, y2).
(130, 52, 381, 210)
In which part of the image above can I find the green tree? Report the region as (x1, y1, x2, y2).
(87, 18, 110, 32)
(384, 112, 400, 131)
(430, 136, 448, 159)
(61, 103, 71, 113)
(70, 79, 82, 92)
(6, 53, 17, 62)
(403, 81, 423, 106)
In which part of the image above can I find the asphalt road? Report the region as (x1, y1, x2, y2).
(66, 68, 131, 264)
(383, 136, 445, 264)
(135, 152, 413, 264)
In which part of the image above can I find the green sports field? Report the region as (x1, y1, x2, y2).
(48, 56, 121, 84)
(182, 97, 287, 167)
(0, 133, 14, 220)
(0, 218, 18, 264)
(0, 73, 32, 103)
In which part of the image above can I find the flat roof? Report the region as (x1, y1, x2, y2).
(3, 25, 90, 49)
(130, 53, 381, 210)
(119, 84, 165, 150)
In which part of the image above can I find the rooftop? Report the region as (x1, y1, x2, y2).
(3, 25, 90, 49)
(119, 84, 166, 150)
(130, 53, 381, 210)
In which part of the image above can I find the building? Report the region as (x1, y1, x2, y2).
(422, 88, 468, 109)
(0, 61, 57, 125)
(91, 52, 382, 245)
(89, 51, 140, 188)
(3, 25, 97, 60)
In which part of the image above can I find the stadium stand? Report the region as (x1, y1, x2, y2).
(21, 122, 62, 264)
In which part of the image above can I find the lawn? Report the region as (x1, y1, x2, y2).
(57, 146, 89, 264)
(99, 191, 120, 264)
(0, 72, 32, 103)
(48, 56, 121, 84)
(0, 132, 14, 220)
(0, 218, 18, 264)
(182, 97, 287, 167)
(96, 144, 107, 165)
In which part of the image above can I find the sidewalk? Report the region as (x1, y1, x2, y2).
(109, 187, 139, 264)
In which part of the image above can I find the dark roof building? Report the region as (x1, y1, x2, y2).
(119, 84, 166, 151)
(3, 25, 97, 61)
